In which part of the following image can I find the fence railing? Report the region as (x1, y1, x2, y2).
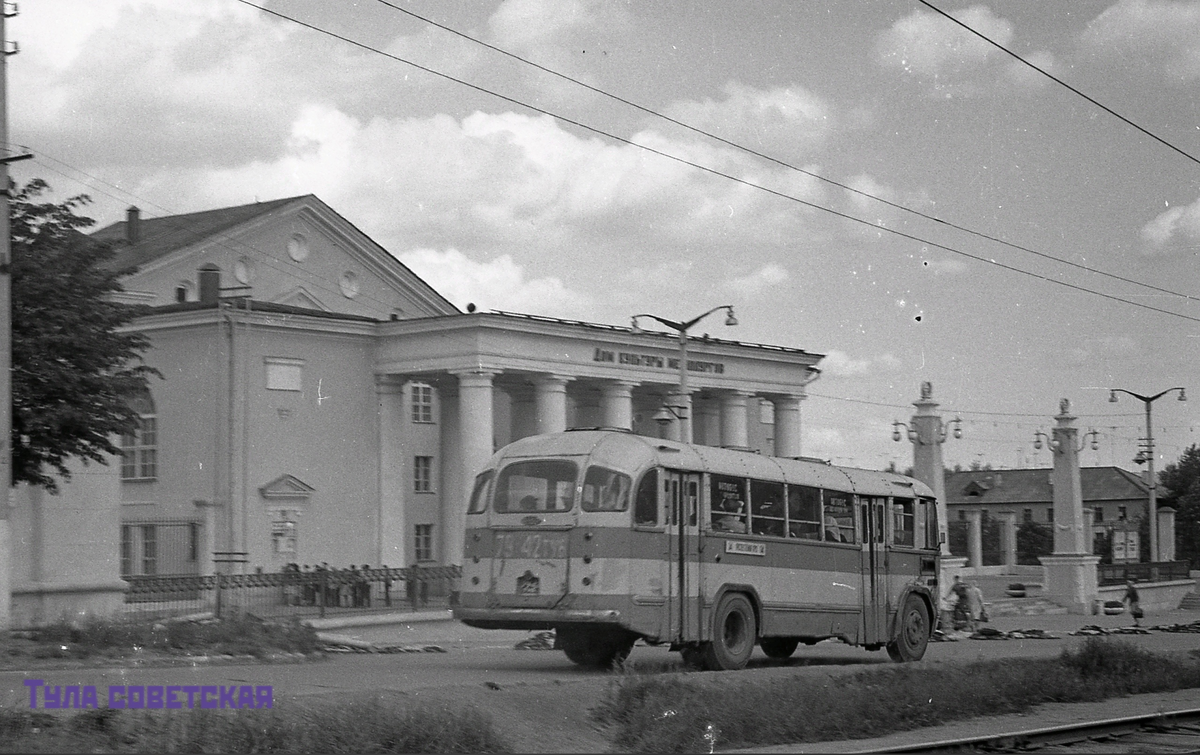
(122, 565, 461, 620)
(1097, 560, 1191, 586)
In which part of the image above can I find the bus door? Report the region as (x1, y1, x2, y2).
(859, 496, 889, 644)
(665, 470, 703, 642)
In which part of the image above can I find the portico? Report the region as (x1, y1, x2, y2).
(375, 311, 823, 566)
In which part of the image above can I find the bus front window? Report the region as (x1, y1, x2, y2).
(494, 460, 578, 513)
(583, 466, 632, 512)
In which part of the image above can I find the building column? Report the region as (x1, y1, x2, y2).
(535, 374, 571, 435)
(600, 380, 636, 431)
(449, 369, 497, 567)
(965, 509, 983, 568)
(1040, 399, 1100, 613)
(720, 391, 752, 450)
(997, 510, 1017, 570)
(695, 399, 721, 447)
(773, 395, 803, 458)
(376, 376, 407, 568)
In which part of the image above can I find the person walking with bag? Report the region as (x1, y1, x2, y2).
(1124, 580, 1143, 627)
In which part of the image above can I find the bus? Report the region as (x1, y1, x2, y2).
(454, 429, 940, 670)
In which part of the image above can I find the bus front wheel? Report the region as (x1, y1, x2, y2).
(760, 637, 799, 659)
(558, 626, 635, 669)
(701, 593, 757, 671)
(887, 594, 930, 663)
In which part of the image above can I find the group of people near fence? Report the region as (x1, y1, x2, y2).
(282, 563, 395, 608)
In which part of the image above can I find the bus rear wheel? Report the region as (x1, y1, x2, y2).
(701, 593, 756, 671)
(557, 626, 636, 669)
(760, 637, 799, 659)
(887, 594, 930, 663)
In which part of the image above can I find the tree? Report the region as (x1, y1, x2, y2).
(1158, 444, 1200, 568)
(10, 179, 158, 492)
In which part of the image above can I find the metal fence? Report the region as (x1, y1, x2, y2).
(122, 565, 461, 620)
(1098, 560, 1191, 586)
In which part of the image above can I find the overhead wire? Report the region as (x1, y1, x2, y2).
(372, 0, 1200, 310)
(231, 0, 1200, 325)
(916, 0, 1200, 170)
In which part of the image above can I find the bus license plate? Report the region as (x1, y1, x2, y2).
(494, 531, 568, 560)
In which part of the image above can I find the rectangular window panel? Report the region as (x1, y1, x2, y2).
(786, 485, 821, 540)
(749, 479, 785, 537)
(121, 416, 157, 481)
(120, 525, 133, 576)
(1094, 507, 1104, 523)
(414, 524, 434, 562)
(141, 525, 157, 576)
(1023, 508, 1033, 523)
(265, 358, 304, 391)
(413, 456, 433, 493)
(710, 474, 747, 533)
(494, 460, 578, 513)
(823, 491, 856, 543)
(411, 383, 433, 423)
(634, 469, 659, 526)
(891, 498, 915, 547)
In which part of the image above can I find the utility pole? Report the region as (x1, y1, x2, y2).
(0, 4, 15, 630)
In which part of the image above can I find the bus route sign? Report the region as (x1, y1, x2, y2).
(724, 540, 766, 557)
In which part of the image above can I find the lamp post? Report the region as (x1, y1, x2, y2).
(1108, 387, 1186, 562)
(631, 305, 737, 443)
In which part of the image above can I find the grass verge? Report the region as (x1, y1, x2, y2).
(4, 613, 320, 663)
(0, 696, 511, 753)
(594, 638, 1200, 753)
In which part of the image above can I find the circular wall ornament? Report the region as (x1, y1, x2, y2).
(339, 271, 360, 299)
(287, 234, 309, 262)
(234, 257, 255, 284)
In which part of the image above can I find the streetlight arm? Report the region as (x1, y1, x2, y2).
(632, 305, 736, 334)
(1110, 387, 1186, 404)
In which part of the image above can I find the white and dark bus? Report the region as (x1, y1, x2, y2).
(454, 429, 940, 670)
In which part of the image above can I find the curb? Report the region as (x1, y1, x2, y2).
(303, 609, 454, 631)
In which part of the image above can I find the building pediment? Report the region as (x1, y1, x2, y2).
(259, 474, 315, 501)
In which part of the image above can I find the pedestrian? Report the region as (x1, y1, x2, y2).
(950, 575, 970, 631)
(1124, 580, 1143, 626)
(967, 581, 986, 628)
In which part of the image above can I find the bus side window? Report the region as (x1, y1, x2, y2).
(891, 498, 915, 547)
(921, 496, 940, 549)
(467, 471, 493, 514)
(634, 469, 659, 526)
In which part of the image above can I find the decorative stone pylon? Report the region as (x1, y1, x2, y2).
(1038, 399, 1100, 614)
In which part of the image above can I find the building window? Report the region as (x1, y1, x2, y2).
(120, 525, 133, 576)
(1118, 505, 1127, 520)
(414, 524, 434, 562)
(414, 456, 433, 493)
(141, 525, 157, 576)
(958, 509, 966, 521)
(1047, 507, 1054, 523)
(411, 383, 433, 423)
(1094, 507, 1104, 523)
(1023, 508, 1033, 523)
(121, 393, 157, 480)
(265, 357, 304, 391)
(272, 512, 297, 554)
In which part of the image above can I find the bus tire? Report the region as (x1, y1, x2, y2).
(760, 637, 799, 659)
(887, 594, 930, 663)
(558, 626, 635, 669)
(702, 593, 756, 671)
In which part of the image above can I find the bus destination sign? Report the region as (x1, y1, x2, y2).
(725, 540, 766, 557)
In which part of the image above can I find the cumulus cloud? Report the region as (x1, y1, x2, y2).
(397, 247, 589, 317)
(875, 5, 1050, 96)
(1080, 0, 1200, 81)
(1140, 196, 1200, 250)
(817, 349, 896, 377)
(727, 264, 789, 297)
(662, 82, 834, 158)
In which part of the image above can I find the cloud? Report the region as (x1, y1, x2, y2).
(661, 82, 834, 159)
(727, 264, 789, 297)
(875, 5, 1051, 96)
(397, 247, 589, 317)
(817, 349, 900, 377)
(1140, 196, 1200, 249)
(1080, 0, 1200, 81)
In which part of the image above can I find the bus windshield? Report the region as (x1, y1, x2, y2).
(494, 460, 578, 513)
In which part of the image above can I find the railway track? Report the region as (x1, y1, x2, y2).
(873, 707, 1200, 753)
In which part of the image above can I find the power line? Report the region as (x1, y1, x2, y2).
(373, 0, 1200, 310)
(916, 0, 1200, 169)
(230, 0, 1200, 325)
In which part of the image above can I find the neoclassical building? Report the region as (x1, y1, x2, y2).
(87, 195, 824, 575)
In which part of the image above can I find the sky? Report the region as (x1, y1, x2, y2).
(9, 0, 1200, 474)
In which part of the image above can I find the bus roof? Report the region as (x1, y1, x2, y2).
(489, 430, 935, 499)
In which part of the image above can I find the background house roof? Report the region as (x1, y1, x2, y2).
(945, 467, 1150, 506)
